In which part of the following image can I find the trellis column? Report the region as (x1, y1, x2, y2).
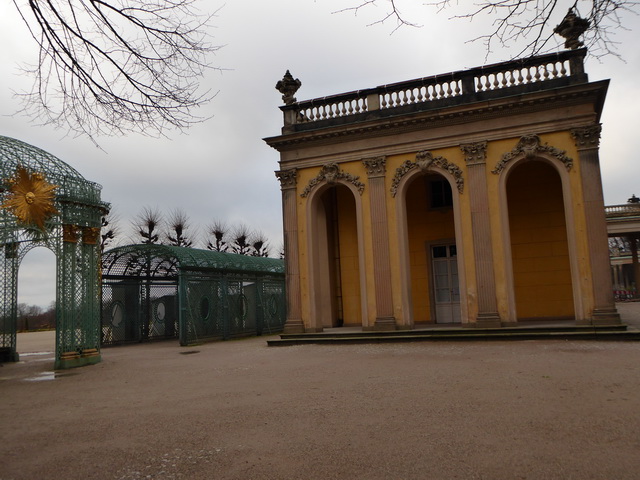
(571, 125, 621, 324)
(56, 224, 102, 369)
(276, 169, 305, 333)
(0, 244, 19, 362)
(363, 157, 396, 330)
(461, 142, 502, 327)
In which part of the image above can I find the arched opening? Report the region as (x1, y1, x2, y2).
(310, 184, 363, 329)
(16, 246, 56, 354)
(506, 160, 575, 320)
(405, 173, 459, 324)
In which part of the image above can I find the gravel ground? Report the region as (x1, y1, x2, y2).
(1, 305, 640, 480)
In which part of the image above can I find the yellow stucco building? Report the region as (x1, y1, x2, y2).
(265, 47, 620, 333)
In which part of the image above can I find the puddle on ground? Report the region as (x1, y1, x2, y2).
(24, 371, 77, 382)
(180, 350, 200, 355)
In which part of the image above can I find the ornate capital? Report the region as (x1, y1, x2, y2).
(571, 124, 602, 150)
(300, 163, 365, 198)
(391, 152, 464, 197)
(275, 70, 301, 105)
(82, 226, 100, 245)
(461, 141, 488, 166)
(63, 224, 79, 243)
(492, 134, 573, 174)
(275, 169, 298, 190)
(363, 156, 386, 178)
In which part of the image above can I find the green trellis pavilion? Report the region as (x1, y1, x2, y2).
(0, 136, 108, 369)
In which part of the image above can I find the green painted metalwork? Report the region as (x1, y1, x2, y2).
(101, 244, 286, 345)
(0, 136, 108, 368)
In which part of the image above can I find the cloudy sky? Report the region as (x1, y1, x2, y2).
(2, 0, 640, 308)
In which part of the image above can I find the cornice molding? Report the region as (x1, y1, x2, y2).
(390, 151, 464, 198)
(300, 163, 365, 198)
(492, 134, 573, 175)
(265, 85, 606, 152)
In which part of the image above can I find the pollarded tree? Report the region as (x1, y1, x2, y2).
(205, 219, 228, 252)
(250, 231, 270, 258)
(133, 206, 163, 245)
(11, 0, 219, 141)
(100, 210, 120, 255)
(230, 224, 253, 256)
(166, 208, 194, 248)
(339, 1, 640, 58)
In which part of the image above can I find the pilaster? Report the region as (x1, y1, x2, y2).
(571, 125, 621, 325)
(363, 157, 396, 330)
(275, 169, 305, 333)
(461, 142, 502, 327)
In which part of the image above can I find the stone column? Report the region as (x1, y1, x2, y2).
(363, 157, 396, 330)
(630, 235, 640, 297)
(461, 142, 502, 327)
(275, 169, 305, 333)
(571, 125, 621, 324)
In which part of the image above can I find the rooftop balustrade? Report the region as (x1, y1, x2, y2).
(280, 49, 588, 132)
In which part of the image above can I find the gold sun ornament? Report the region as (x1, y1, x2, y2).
(2, 165, 59, 230)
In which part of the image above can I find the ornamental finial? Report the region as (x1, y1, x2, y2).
(554, 8, 590, 50)
(276, 70, 301, 105)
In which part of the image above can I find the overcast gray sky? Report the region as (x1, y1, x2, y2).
(2, 0, 639, 308)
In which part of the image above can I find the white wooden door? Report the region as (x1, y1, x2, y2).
(432, 245, 461, 323)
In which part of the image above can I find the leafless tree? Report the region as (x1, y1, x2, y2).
(166, 208, 194, 247)
(133, 206, 163, 244)
(230, 224, 253, 256)
(100, 210, 119, 254)
(250, 231, 270, 257)
(338, 1, 640, 58)
(12, 0, 219, 141)
(205, 219, 228, 252)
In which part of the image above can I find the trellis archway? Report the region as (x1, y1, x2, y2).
(0, 136, 108, 369)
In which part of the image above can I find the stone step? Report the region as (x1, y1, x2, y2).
(267, 327, 640, 346)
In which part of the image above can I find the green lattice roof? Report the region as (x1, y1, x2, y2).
(103, 244, 285, 278)
(0, 135, 105, 208)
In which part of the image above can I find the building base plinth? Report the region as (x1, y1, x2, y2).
(373, 317, 397, 331)
(282, 319, 306, 334)
(585, 307, 622, 326)
(465, 313, 502, 329)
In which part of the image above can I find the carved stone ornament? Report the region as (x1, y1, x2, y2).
(275, 169, 298, 190)
(363, 157, 386, 177)
(276, 70, 302, 105)
(390, 151, 464, 197)
(460, 141, 488, 166)
(492, 134, 573, 175)
(571, 124, 602, 149)
(554, 8, 590, 50)
(300, 163, 365, 198)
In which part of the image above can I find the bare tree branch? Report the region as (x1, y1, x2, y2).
(11, 0, 220, 141)
(338, 1, 640, 58)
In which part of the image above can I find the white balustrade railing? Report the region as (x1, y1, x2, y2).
(285, 49, 586, 127)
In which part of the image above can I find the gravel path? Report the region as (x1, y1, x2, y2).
(1, 305, 640, 480)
